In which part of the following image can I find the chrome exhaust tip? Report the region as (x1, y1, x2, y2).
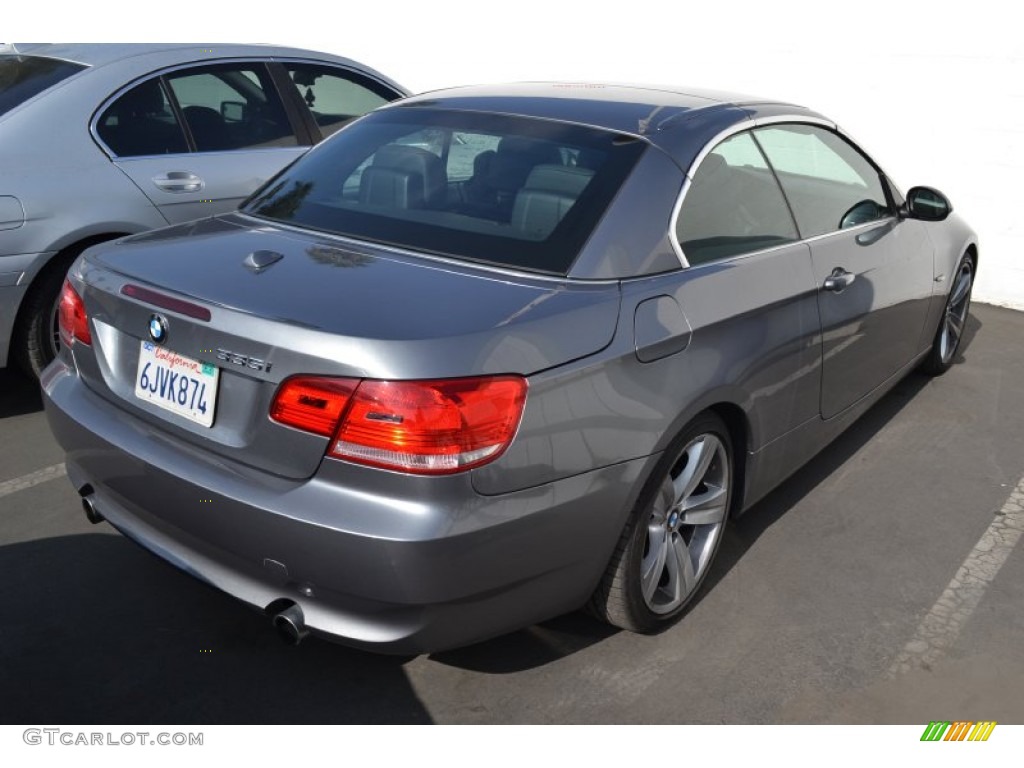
(80, 490, 104, 525)
(272, 602, 308, 646)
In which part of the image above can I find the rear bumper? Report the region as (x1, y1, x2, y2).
(42, 360, 647, 653)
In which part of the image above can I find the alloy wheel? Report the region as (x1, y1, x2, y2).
(939, 260, 973, 364)
(641, 433, 729, 614)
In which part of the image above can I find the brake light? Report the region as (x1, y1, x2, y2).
(270, 375, 528, 475)
(332, 377, 527, 474)
(270, 376, 359, 436)
(58, 280, 91, 347)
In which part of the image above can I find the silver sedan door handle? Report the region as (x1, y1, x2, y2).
(823, 268, 856, 293)
(152, 172, 205, 193)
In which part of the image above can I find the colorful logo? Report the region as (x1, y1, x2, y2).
(920, 721, 996, 741)
(148, 314, 169, 344)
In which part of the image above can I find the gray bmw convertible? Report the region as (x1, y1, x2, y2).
(42, 83, 978, 653)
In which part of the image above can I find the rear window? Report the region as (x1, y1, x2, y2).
(0, 55, 85, 117)
(244, 107, 645, 275)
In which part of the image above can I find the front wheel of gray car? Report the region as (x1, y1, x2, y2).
(590, 412, 733, 633)
(921, 252, 975, 376)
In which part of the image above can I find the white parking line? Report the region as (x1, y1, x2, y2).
(0, 463, 67, 501)
(889, 474, 1024, 676)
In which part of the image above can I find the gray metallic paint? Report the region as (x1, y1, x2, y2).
(45, 358, 648, 651)
(42, 84, 979, 652)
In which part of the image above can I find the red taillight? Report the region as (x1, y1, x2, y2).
(58, 280, 91, 348)
(270, 375, 528, 475)
(270, 376, 359, 436)
(332, 377, 528, 474)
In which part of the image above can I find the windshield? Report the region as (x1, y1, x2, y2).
(244, 107, 645, 275)
(0, 55, 86, 117)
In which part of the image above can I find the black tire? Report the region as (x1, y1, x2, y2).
(14, 254, 75, 380)
(589, 412, 733, 633)
(921, 252, 975, 376)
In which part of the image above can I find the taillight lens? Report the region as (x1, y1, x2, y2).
(58, 280, 91, 348)
(270, 375, 528, 475)
(270, 376, 359, 436)
(332, 377, 527, 474)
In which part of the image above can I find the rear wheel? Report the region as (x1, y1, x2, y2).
(921, 252, 974, 375)
(14, 255, 74, 379)
(590, 412, 732, 633)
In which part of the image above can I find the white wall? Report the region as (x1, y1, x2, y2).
(14, 0, 1022, 307)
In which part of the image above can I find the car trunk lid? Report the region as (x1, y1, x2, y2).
(73, 214, 620, 479)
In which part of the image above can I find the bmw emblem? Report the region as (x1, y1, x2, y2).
(148, 314, 169, 344)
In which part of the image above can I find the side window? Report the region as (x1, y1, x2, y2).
(97, 79, 188, 157)
(676, 132, 799, 265)
(165, 64, 298, 152)
(753, 124, 890, 237)
(285, 64, 393, 138)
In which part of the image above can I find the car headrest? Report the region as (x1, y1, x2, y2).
(522, 164, 594, 197)
(372, 144, 447, 207)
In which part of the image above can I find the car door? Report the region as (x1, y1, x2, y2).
(95, 62, 309, 224)
(753, 123, 934, 419)
(673, 130, 822, 446)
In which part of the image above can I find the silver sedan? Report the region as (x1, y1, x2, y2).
(43, 83, 977, 653)
(0, 43, 405, 377)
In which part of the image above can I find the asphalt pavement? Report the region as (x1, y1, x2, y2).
(1, 303, 1022, 724)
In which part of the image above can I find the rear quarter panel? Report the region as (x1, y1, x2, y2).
(472, 242, 822, 505)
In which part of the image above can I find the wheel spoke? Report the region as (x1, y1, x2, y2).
(680, 483, 728, 525)
(641, 528, 669, 603)
(950, 271, 972, 307)
(947, 310, 964, 340)
(672, 436, 719, 505)
(664, 533, 696, 603)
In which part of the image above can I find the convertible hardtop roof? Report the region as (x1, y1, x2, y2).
(397, 82, 831, 172)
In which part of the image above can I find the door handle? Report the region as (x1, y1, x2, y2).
(152, 172, 205, 193)
(823, 268, 856, 293)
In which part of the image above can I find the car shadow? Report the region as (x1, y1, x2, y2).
(0, 368, 43, 419)
(705, 311, 983, 595)
(0, 533, 431, 724)
(438, 311, 984, 672)
(1, 314, 984, 690)
(430, 612, 619, 673)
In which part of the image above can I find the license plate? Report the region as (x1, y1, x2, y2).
(134, 341, 219, 427)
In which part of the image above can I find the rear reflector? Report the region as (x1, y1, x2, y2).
(58, 280, 91, 347)
(270, 375, 528, 475)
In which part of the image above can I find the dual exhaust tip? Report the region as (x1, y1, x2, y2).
(79, 486, 309, 647)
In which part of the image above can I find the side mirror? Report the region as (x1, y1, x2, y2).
(220, 100, 245, 123)
(905, 186, 952, 221)
(839, 199, 884, 230)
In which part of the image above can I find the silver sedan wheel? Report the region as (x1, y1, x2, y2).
(939, 260, 973, 364)
(641, 433, 729, 615)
